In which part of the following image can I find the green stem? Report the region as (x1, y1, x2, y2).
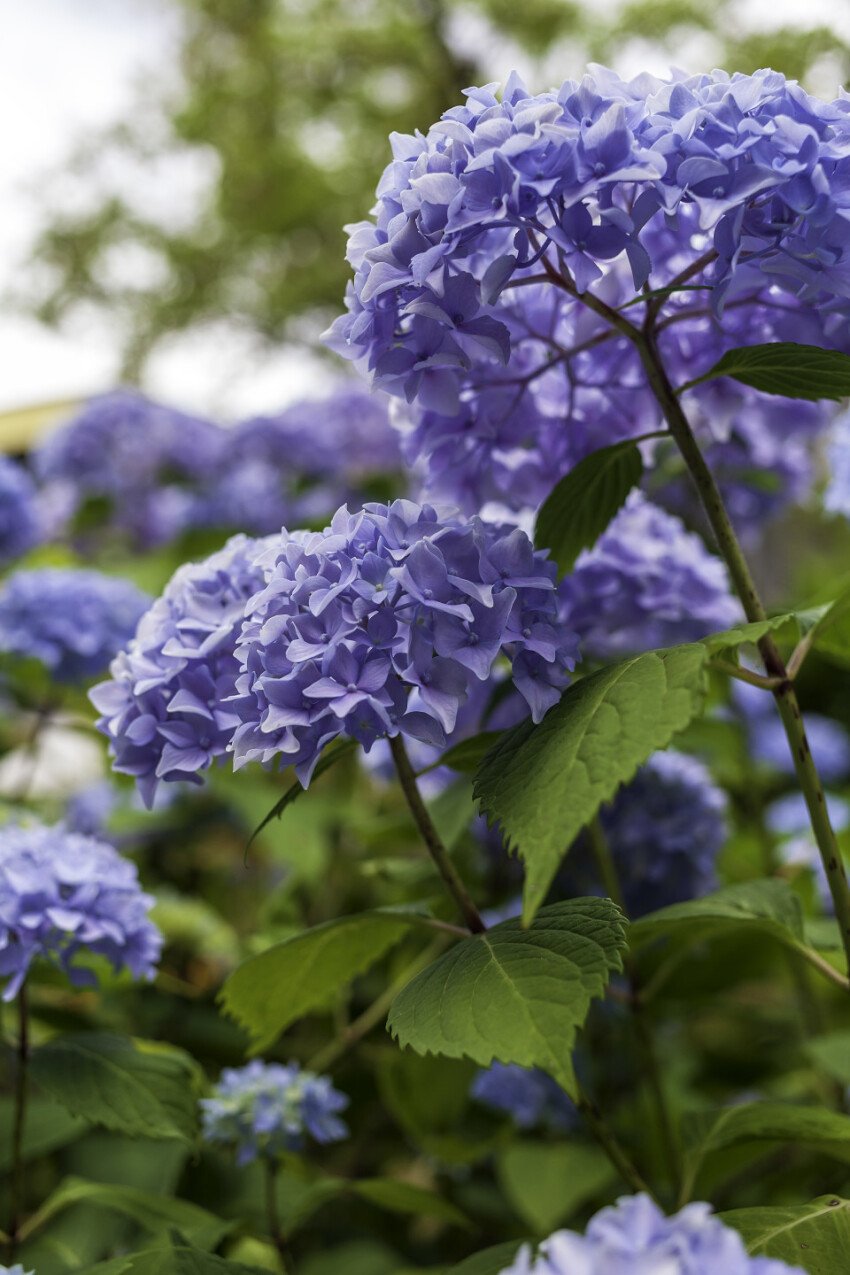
(587, 816, 683, 1195)
(389, 734, 486, 934)
(574, 1081, 660, 1202)
(8, 983, 29, 1262)
(307, 937, 449, 1073)
(264, 1158, 288, 1264)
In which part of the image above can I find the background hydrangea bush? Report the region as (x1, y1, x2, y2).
(5, 52, 850, 1275)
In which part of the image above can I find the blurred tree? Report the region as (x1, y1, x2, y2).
(19, 0, 850, 380)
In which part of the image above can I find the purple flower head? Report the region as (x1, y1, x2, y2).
(0, 821, 162, 999)
(558, 493, 741, 660)
(0, 568, 151, 684)
(90, 535, 270, 808)
(499, 1193, 805, 1274)
(200, 1060, 349, 1166)
(0, 457, 41, 566)
(231, 500, 578, 785)
(471, 1062, 577, 1132)
(327, 70, 850, 527)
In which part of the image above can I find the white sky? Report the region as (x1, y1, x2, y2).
(2, 0, 850, 424)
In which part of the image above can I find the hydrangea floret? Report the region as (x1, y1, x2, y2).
(0, 457, 41, 567)
(499, 1193, 805, 1274)
(326, 69, 850, 521)
(90, 535, 271, 808)
(200, 1060, 349, 1166)
(0, 569, 151, 684)
(230, 500, 578, 783)
(471, 1062, 577, 1131)
(0, 822, 162, 999)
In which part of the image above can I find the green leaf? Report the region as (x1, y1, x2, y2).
(535, 439, 643, 577)
(807, 581, 850, 665)
(104, 1243, 270, 1275)
(497, 1141, 616, 1233)
(681, 343, 850, 401)
(0, 1096, 88, 1170)
(474, 644, 708, 923)
(245, 739, 357, 849)
(631, 879, 805, 950)
(721, 1196, 850, 1273)
(29, 1033, 200, 1141)
(220, 909, 424, 1051)
(684, 1102, 850, 1198)
(702, 614, 798, 655)
(387, 899, 628, 1097)
(27, 1177, 232, 1251)
(419, 731, 503, 776)
(446, 1242, 527, 1275)
(351, 1179, 469, 1227)
(804, 1033, 850, 1086)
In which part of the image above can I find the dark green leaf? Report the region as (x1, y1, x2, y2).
(535, 440, 643, 577)
(721, 1196, 850, 1273)
(245, 739, 357, 850)
(804, 1033, 850, 1086)
(29, 1033, 200, 1142)
(497, 1141, 615, 1233)
(474, 645, 709, 922)
(630, 879, 806, 950)
(419, 731, 503, 776)
(446, 1242, 527, 1275)
(681, 342, 850, 400)
(0, 1096, 87, 1170)
(106, 1244, 270, 1275)
(220, 909, 424, 1051)
(352, 1179, 469, 1227)
(388, 899, 627, 1097)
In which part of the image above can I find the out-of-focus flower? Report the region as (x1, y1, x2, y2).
(558, 493, 740, 660)
(732, 680, 850, 784)
(471, 1062, 576, 1131)
(231, 500, 578, 784)
(90, 535, 269, 808)
(0, 457, 41, 565)
(767, 790, 850, 912)
(200, 1060, 349, 1166)
(0, 821, 162, 999)
(498, 1193, 805, 1274)
(0, 568, 151, 684)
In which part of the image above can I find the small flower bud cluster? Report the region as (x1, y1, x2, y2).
(200, 1060, 349, 1166)
(0, 821, 162, 1000)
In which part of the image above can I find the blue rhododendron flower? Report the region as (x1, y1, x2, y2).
(499, 1193, 805, 1273)
(558, 493, 741, 660)
(471, 1062, 577, 1132)
(0, 568, 151, 684)
(201, 1060, 349, 1166)
(327, 69, 850, 525)
(0, 456, 41, 566)
(91, 534, 271, 808)
(0, 822, 162, 999)
(231, 500, 578, 784)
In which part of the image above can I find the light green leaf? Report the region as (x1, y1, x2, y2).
(804, 1033, 850, 1086)
(474, 645, 709, 923)
(26, 1177, 232, 1251)
(220, 909, 424, 1052)
(29, 1033, 200, 1141)
(352, 1179, 469, 1227)
(446, 1241, 527, 1275)
(721, 1196, 850, 1273)
(104, 1243, 270, 1274)
(387, 899, 628, 1097)
(631, 879, 805, 950)
(497, 1141, 616, 1233)
(681, 343, 850, 401)
(702, 614, 798, 655)
(246, 738, 357, 848)
(807, 581, 850, 665)
(535, 439, 643, 577)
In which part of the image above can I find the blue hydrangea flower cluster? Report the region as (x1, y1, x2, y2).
(91, 535, 270, 808)
(0, 1265, 33, 1275)
(200, 1060, 349, 1166)
(0, 821, 162, 999)
(326, 69, 850, 521)
(0, 568, 151, 685)
(558, 493, 741, 660)
(231, 500, 578, 784)
(564, 751, 727, 918)
(499, 1193, 805, 1274)
(731, 680, 850, 784)
(471, 1062, 577, 1131)
(0, 456, 41, 566)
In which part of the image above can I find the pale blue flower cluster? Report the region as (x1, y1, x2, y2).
(200, 1060, 349, 1166)
(558, 493, 741, 660)
(327, 69, 850, 523)
(0, 568, 151, 684)
(91, 535, 270, 808)
(0, 456, 41, 566)
(499, 1193, 805, 1274)
(471, 1062, 576, 1131)
(0, 821, 162, 999)
(231, 501, 577, 784)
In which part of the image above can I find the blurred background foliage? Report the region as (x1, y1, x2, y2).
(18, 0, 850, 383)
